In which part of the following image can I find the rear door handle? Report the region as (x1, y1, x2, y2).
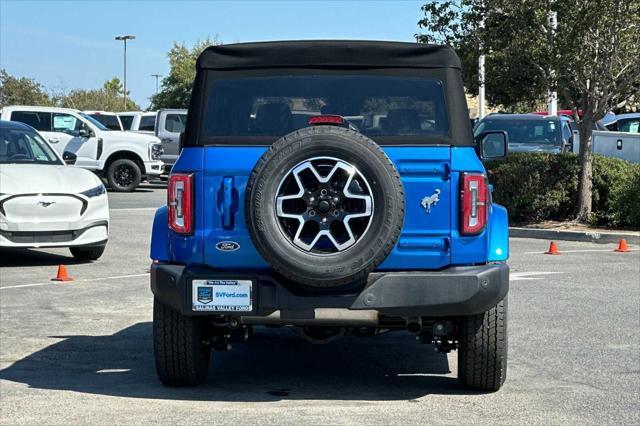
(219, 177, 237, 230)
(222, 178, 232, 229)
(49, 138, 60, 144)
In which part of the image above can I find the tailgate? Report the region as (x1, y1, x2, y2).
(201, 146, 452, 271)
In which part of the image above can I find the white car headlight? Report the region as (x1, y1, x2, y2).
(80, 184, 107, 198)
(149, 142, 163, 160)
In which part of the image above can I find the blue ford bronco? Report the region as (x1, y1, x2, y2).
(150, 41, 510, 391)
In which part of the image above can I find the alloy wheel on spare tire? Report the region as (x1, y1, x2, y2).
(107, 158, 142, 192)
(245, 125, 405, 289)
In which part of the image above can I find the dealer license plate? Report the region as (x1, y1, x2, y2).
(192, 279, 253, 312)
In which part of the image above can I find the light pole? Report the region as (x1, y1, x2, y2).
(115, 35, 136, 109)
(477, 7, 486, 119)
(151, 74, 162, 94)
(546, 9, 558, 116)
(478, 54, 485, 119)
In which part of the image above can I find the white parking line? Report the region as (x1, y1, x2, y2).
(510, 271, 563, 281)
(0, 273, 149, 291)
(524, 248, 639, 254)
(96, 369, 132, 374)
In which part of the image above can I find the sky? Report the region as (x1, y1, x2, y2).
(0, 0, 426, 109)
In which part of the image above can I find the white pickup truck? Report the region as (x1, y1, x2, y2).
(574, 130, 640, 163)
(1, 106, 164, 191)
(571, 113, 639, 163)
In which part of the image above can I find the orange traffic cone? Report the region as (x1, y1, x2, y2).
(614, 239, 630, 253)
(52, 265, 74, 282)
(545, 241, 561, 255)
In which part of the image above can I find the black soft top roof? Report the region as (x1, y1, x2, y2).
(197, 40, 461, 70)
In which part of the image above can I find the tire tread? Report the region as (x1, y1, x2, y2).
(153, 299, 210, 386)
(458, 298, 507, 391)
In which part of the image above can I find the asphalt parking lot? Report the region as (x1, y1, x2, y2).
(1, 185, 638, 425)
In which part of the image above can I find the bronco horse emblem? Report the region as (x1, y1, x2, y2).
(420, 189, 441, 214)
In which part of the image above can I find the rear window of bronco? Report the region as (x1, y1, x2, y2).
(200, 75, 449, 145)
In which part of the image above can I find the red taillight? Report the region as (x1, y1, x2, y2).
(308, 115, 344, 126)
(460, 173, 488, 235)
(168, 173, 193, 234)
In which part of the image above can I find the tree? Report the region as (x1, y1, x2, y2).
(0, 69, 52, 108)
(417, 0, 640, 222)
(103, 77, 125, 95)
(149, 37, 221, 110)
(60, 87, 139, 111)
(60, 77, 138, 111)
(417, 1, 551, 111)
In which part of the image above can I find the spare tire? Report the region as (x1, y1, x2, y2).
(245, 126, 404, 289)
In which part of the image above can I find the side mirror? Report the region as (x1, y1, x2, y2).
(78, 128, 93, 138)
(475, 131, 508, 160)
(62, 151, 77, 165)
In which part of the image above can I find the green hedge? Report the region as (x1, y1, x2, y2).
(485, 153, 640, 228)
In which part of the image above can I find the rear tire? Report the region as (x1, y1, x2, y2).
(153, 298, 211, 386)
(107, 158, 142, 192)
(69, 244, 106, 261)
(457, 298, 508, 392)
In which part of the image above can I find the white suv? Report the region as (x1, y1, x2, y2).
(0, 106, 164, 191)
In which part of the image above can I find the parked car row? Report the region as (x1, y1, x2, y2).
(0, 106, 164, 191)
(88, 109, 187, 172)
(85, 110, 157, 133)
(473, 111, 639, 163)
(0, 106, 189, 190)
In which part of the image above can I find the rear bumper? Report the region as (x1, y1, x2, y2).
(150, 263, 509, 320)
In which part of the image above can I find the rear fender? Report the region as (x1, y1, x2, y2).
(150, 206, 169, 261)
(487, 203, 509, 261)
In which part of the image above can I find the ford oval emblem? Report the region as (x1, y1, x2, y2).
(216, 241, 240, 252)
